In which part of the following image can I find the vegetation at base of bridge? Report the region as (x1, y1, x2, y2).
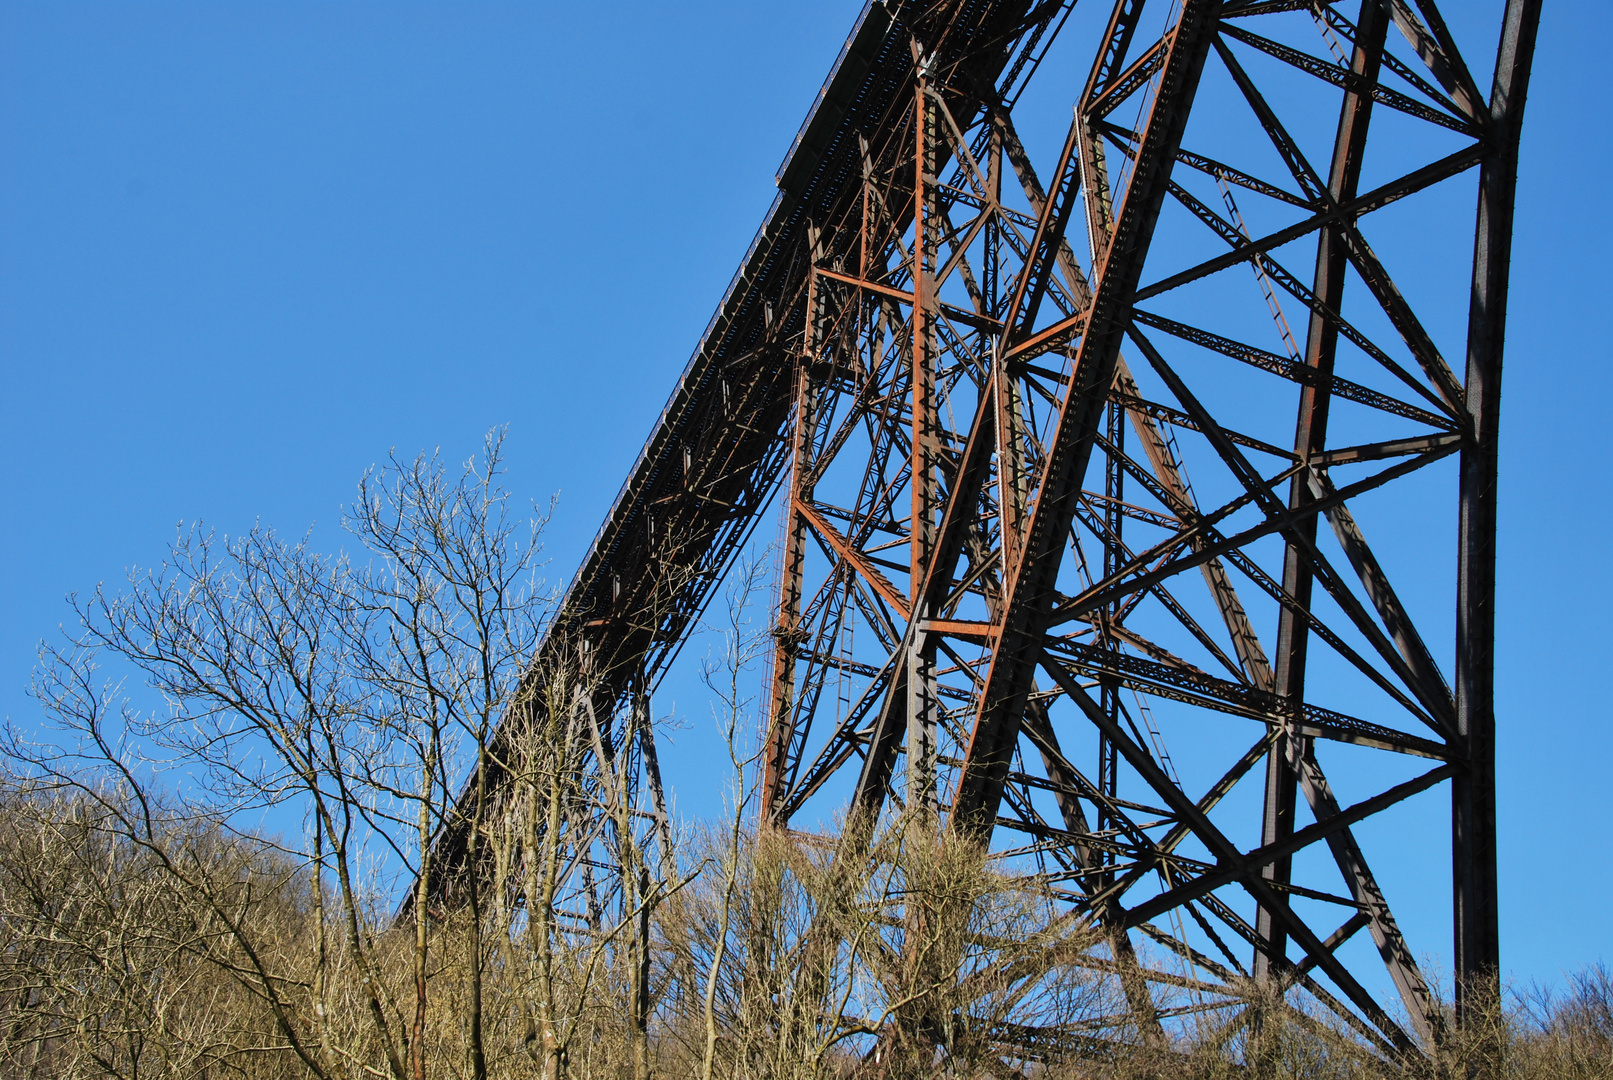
(0, 432, 1604, 1080)
(0, 784, 1607, 1080)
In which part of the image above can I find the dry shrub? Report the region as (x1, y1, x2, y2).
(645, 811, 1112, 1080)
(0, 783, 1608, 1080)
(0, 787, 312, 1080)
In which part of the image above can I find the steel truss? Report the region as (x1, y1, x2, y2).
(431, 0, 1540, 1064)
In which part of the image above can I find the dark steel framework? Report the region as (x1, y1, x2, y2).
(432, 0, 1540, 1062)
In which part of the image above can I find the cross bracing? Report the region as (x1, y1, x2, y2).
(426, 0, 1541, 1065)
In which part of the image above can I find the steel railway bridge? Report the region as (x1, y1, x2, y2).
(429, 0, 1541, 1064)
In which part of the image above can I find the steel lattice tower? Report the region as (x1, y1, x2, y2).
(431, 0, 1540, 1062)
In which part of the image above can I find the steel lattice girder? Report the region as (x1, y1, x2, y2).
(424, 0, 1050, 897)
(431, 0, 1541, 1061)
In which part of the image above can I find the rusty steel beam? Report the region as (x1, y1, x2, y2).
(426, 0, 1053, 892)
(1257, 0, 1388, 991)
(952, 0, 1224, 836)
(1454, 0, 1542, 1022)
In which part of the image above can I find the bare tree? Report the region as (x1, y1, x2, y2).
(8, 430, 551, 1080)
(342, 431, 552, 1080)
(690, 557, 772, 1080)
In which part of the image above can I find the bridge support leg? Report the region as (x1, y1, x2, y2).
(1455, 0, 1541, 1044)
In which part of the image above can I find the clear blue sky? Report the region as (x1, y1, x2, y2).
(2, 0, 1608, 996)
